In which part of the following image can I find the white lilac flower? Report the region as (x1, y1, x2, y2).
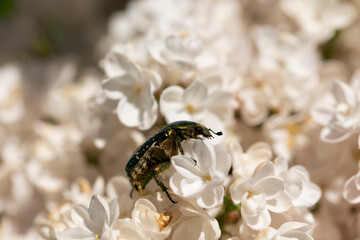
(343, 162, 360, 204)
(130, 198, 172, 239)
(265, 115, 311, 161)
(0, 64, 25, 124)
(102, 51, 162, 130)
(148, 32, 217, 71)
(274, 157, 321, 210)
(171, 204, 221, 240)
(311, 80, 360, 143)
(0, 137, 33, 215)
(280, 0, 357, 43)
(111, 219, 146, 240)
(239, 221, 314, 240)
(62, 177, 105, 206)
(253, 26, 319, 79)
(26, 122, 87, 196)
(108, 0, 192, 43)
(60, 195, 120, 240)
(237, 73, 273, 126)
(35, 202, 74, 240)
(230, 161, 292, 230)
(160, 80, 233, 131)
(230, 141, 272, 179)
(169, 140, 231, 209)
(42, 63, 100, 125)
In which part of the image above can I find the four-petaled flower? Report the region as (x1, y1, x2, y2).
(170, 140, 231, 209)
(230, 161, 292, 230)
(311, 80, 360, 143)
(60, 194, 120, 240)
(102, 51, 162, 130)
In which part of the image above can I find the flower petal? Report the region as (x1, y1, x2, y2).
(88, 195, 109, 232)
(71, 205, 97, 234)
(171, 155, 203, 179)
(117, 95, 158, 130)
(266, 192, 292, 213)
(170, 172, 204, 197)
(196, 186, 224, 209)
(229, 178, 254, 204)
(343, 175, 360, 204)
(253, 176, 284, 199)
(102, 75, 136, 100)
(333, 80, 357, 107)
(214, 144, 231, 175)
(60, 227, 94, 240)
(320, 126, 352, 143)
(193, 140, 216, 172)
(252, 161, 275, 182)
(183, 81, 208, 106)
(241, 207, 271, 230)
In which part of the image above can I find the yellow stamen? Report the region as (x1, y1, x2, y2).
(285, 124, 300, 135)
(186, 104, 196, 114)
(178, 30, 189, 37)
(136, 85, 142, 94)
(247, 191, 253, 199)
(77, 178, 92, 195)
(95, 234, 100, 239)
(158, 212, 173, 232)
(203, 175, 212, 181)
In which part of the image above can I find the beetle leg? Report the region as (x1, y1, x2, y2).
(153, 172, 177, 203)
(151, 146, 170, 163)
(170, 132, 184, 155)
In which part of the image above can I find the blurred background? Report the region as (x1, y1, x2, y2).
(0, 0, 128, 65)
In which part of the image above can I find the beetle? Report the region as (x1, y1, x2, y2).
(125, 120, 223, 203)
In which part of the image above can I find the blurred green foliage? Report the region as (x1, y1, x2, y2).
(321, 30, 341, 60)
(0, 0, 14, 18)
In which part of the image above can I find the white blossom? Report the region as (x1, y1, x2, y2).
(60, 195, 120, 240)
(230, 141, 272, 179)
(343, 162, 360, 204)
(102, 51, 162, 130)
(230, 161, 292, 230)
(0, 64, 25, 124)
(148, 32, 217, 71)
(171, 204, 221, 240)
(160, 80, 233, 131)
(274, 157, 321, 209)
(131, 198, 172, 239)
(170, 140, 231, 209)
(311, 80, 360, 143)
(239, 221, 314, 240)
(280, 0, 357, 43)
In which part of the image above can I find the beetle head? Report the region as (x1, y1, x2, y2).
(194, 124, 222, 139)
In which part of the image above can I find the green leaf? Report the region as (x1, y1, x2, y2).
(216, 194, 241, 231)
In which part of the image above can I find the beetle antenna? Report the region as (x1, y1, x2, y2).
(209, 129, 223, 136)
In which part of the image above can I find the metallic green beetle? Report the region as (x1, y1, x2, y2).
(125, 120, 222, 203)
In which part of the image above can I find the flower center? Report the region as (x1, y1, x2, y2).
(186, 103, 197, 114)
(203, 175, 212, 181)
(178, 30, 190, 37)
(136, 84, 142, 94)
(285, 124, 300, 135)
(247, 190, 253, 199)
(95, 234, 100, 239)
(158, 212, 172, 232)
(336, 102, 351, 116)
